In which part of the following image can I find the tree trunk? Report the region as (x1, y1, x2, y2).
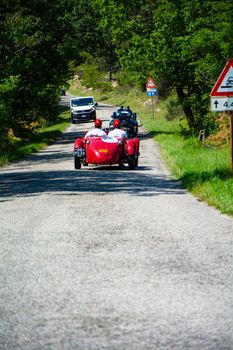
(109, 70, 112, 81)
(176, 87, 196, 131)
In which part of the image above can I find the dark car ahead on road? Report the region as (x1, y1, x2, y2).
(109, 107, 139, 137)
(70, 96, 98, 123)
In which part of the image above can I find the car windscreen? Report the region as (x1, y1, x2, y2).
(117, 109, 131, 116)
(112, 114, 129, 121)
(71, 98, 94, 107)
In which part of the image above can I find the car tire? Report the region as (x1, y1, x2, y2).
(74, 156, 81, 169)
(128, 155, 136, 170)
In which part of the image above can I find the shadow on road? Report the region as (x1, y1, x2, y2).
(0, 167, 185, 201)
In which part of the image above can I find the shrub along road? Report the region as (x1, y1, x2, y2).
(0, 100, 232, 350)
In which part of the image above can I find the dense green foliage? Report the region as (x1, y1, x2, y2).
(0, 0, 93, 150)
(92, 0, 233, 132)
(1, 0, 233, 152)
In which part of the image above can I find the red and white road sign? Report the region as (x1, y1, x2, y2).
(210, 59, 233, 97)
(146, 78, 156, 89)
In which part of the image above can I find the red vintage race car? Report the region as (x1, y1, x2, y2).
(73, 135, 140, 170)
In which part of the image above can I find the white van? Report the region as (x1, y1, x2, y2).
(70, 96, 98, 123)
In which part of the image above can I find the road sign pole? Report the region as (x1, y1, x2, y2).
(152, 96, 154, 118)
(230, 111, 233, 174)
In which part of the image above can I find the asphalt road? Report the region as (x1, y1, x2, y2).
(0, 95, 233, 350)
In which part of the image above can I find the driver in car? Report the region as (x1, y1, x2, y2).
(108, 119, 127, 140)
(84, 119, 106, 139)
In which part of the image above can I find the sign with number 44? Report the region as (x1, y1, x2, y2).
(210, 97, 233, 111)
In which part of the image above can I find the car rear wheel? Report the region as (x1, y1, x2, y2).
(128, 155, 136, 170)
(74, 156, 81, 169)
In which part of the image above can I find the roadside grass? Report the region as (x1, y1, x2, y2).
(70, 84, 233, 216)
(140, 102, 233, 216)
(0, 109, 70, 166)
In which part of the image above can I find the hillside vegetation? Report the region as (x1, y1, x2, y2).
(1, 0, 233, 148)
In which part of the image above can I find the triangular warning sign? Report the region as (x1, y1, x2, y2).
(210, 60, 233, 97)
(146, 78, 156, 89)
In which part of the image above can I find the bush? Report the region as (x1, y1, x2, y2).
(206, 113, 230, 147)
(76, 62, 113, 92)
(165, 98, 184, 121)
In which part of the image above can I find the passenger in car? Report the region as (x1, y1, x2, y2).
(84, 119, 106, 139)
(108, 119, 127, 140)
(126, 106, 132, 114)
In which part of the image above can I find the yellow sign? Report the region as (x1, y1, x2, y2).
(98, 149, 108, 153)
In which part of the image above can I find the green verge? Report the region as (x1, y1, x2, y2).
(71, 84, 233, 216)
(0, 109, 70, 166)
(141, 112, 233, 216)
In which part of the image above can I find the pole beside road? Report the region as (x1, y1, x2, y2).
(146, 78, 157, 119)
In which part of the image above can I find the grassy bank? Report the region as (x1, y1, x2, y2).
(0, 109, 70, 166)
(70, 83, 233, 216)
(141, 111, 233, 216)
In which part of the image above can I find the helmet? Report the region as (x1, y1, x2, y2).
(94, 119, 102, 128)
(113, 119, 121, 128)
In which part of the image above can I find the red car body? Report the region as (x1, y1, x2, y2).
(73, 135, 139, 169)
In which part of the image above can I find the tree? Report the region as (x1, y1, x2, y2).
(0, 0, 87, 146)
(99, 0, 233, 132)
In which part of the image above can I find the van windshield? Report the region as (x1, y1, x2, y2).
(71, 98, 94, 107)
